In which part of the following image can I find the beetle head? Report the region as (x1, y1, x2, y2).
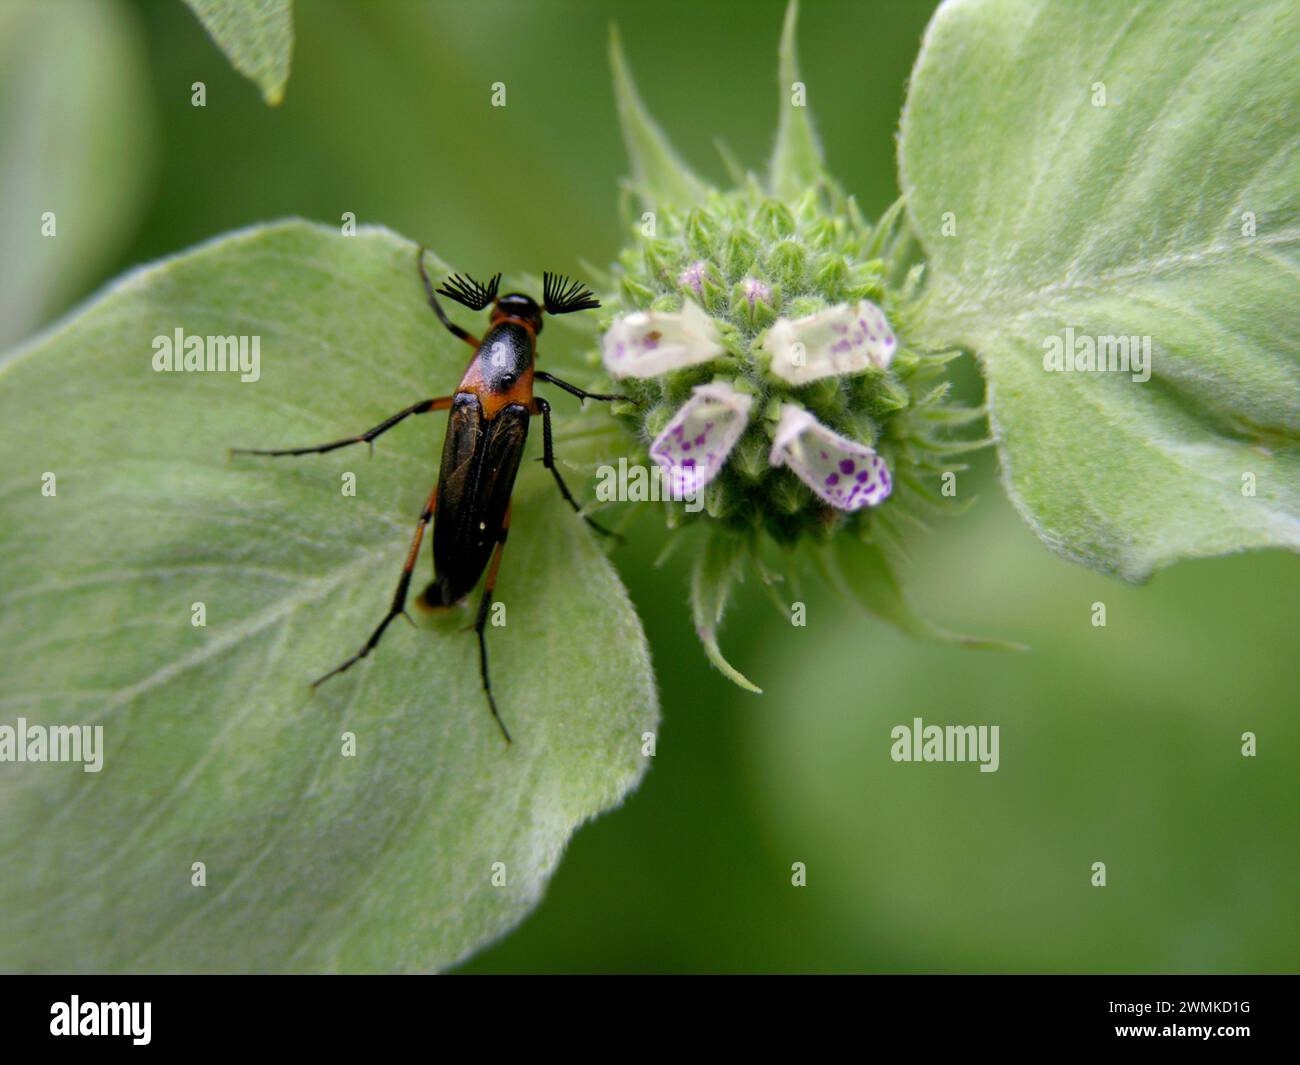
(495, 293, 544, 334)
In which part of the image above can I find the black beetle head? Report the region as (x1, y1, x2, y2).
(496, 292, 543, 334)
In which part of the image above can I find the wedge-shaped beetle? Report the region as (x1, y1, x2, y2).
(233, 248, 622, 742)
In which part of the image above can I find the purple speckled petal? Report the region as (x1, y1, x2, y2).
(649, 382, 753, 498)
(762, 300, 898, 385)
(601, 300, 724, 378)
(768, 404, 891, 511)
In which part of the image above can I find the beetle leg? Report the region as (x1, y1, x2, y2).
(535, 371, 628, 405)
(530, 397, 620, 540)
(417, 246, 480, 349)
(230, 396, 453, 458)
(311, 484, 438, 688)
(473, 506, 514, 745)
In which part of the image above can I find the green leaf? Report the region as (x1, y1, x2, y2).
(769, 0, 824, 200)
(608, 23, 710, 209)
(0, 221, 658, 972)
(899, 0, 1300, 580)
(182, 0, 293, 105)
(0, 0, 153, 349)
(690, 533, 762, 693)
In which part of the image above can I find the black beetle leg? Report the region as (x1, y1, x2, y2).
(535, 370, 628, 405)
(531, 397, 620, 540)
(311, 483, 438, 688)
(417, 246, 480, 350)
(231, 396, 452, 458)
(472, 505, 514, 745)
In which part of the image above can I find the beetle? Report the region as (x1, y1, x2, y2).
(232, 247, 623, 743)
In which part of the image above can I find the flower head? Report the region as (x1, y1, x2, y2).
(588, 4, 999, 689)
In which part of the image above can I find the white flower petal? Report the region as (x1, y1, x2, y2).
(649, 382, 754, 498)
(601, 300, 725, 379)
(769, 404, 891, 511)
(762, 300, 896, 385)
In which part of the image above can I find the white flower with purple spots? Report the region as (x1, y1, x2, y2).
(768, 403, 891, 511)
(601, 300, 725, 379)
(762, 300, 897, 386)
(649, 381, 754, 498)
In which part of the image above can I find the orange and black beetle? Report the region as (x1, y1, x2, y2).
(233, 248, 621, 742)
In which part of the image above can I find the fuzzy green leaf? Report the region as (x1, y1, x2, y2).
(769, 0, 824, 201)
(608, 23, 710, 209)
(899, 0, 1300, 580)
(0, 221, 657, 972)
(182, 0, 293, 105)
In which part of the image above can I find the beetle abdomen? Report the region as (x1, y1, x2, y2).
(426, 392, 529, 605)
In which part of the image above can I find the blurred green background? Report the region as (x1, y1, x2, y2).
(4, 0, 1295, 972)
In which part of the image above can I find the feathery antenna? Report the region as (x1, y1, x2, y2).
(543, 272, 601, 315)
(436, 272, 501, 311)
